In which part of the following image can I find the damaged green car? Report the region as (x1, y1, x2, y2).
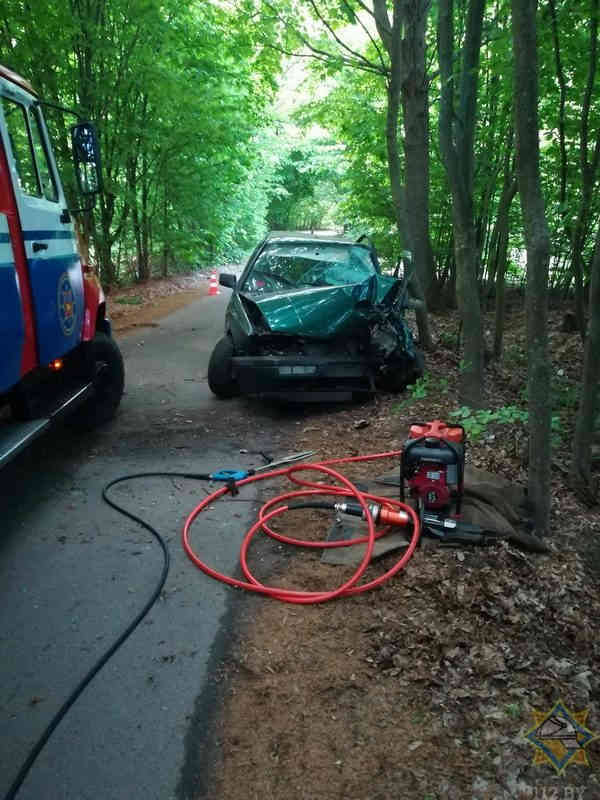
(208, 233, 424, 401)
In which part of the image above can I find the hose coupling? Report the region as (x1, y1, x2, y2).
(333, 502, 410, 528)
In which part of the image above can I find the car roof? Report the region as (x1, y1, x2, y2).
(264, 231, 367, 247)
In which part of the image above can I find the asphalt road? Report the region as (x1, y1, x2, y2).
(0, 288, 274, 800)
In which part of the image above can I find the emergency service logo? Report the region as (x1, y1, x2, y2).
(524, 699, 597, 775)
(57, 272, 77, 336)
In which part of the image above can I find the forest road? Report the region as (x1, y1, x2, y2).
(0, 288, 279, 800)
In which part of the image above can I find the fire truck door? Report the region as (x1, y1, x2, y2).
(0, 212, 25, 393)
(0, 91, 84, 366)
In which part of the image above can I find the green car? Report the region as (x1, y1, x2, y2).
(208, 233, 424, 401)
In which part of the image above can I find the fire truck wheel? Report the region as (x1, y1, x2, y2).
(73, 332, 125, 428)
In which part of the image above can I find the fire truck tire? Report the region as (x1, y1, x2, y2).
(207, 336, 240, 398)
(73, 333, 125, 428)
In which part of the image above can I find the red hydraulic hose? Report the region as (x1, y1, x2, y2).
(182, 452, 420, 605)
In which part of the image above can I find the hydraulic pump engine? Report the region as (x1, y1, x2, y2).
(400, 420, 465, 512)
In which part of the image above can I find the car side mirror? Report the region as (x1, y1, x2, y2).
(219, 273, 237, 289)
(71, 122, 102, 195)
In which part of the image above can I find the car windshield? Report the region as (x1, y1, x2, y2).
(241, 242, 377, 295)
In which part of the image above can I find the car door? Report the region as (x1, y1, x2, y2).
(0, 88, 84, 366)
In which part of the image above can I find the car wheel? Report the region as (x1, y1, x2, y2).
(208, 336, 240, 399)
(377, 349, 425, 393)
(405, 348, 425, 385)
(72, 332, 125, 428)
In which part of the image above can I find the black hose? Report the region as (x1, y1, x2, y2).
(3, 471, 210, 800)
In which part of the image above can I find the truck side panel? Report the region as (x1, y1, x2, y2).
(26, 236, 83, 362)
(0, 214, 25, 392)
(0, 122, 37, 391)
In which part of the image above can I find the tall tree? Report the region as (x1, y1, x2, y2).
(512, 0, 552, 535)
(571, 224, 600, 503)
(438, 0, 486, 407)
(547, 0, 600, 341)
(372, 0, 434, 339)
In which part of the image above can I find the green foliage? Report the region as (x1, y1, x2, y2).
(505, 702, 522, 719)
(0, 0, 281, 282)
(409, 376, 431, 400)
(266, 136, 345, 231)
(450, 405, 529, 440)
(390, 373, 450, 412)
(450, 404, 562, 444)
(1, 0, 599, 299)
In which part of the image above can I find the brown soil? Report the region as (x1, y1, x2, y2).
(107, 272, 210, 334)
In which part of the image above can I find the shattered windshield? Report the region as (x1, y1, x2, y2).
(241, 242, 377, 295)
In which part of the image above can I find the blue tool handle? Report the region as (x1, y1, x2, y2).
(210, 469, 249, 481)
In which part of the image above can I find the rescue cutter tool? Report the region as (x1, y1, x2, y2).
(210, 451, 316, 482)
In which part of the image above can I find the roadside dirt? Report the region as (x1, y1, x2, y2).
(106, 274, 600, 799)
(107, 271, 211, 334)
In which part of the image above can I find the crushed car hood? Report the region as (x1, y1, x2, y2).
(244, 275, 398, 338)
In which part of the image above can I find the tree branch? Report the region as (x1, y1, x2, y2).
(307, 0, 383, 74)
(261, 0, 385, 75)
(340, 0, 388, 73)
(260, 40, 385, 75)
(372, 0, 393, 53)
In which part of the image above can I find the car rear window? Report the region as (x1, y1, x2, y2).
(242, 242, 377, 294)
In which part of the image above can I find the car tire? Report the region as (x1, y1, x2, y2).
(208, 336, 240, 399)
(378, 349, 425, 393)
(71, 332, 125, 428)
(406, 348, 425, 385)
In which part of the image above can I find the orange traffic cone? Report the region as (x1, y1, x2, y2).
(208, 269, 220, 296)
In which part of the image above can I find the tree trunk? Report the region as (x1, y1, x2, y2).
(385, 73, 433, 348)
(512, 0, 552, 536)
(139, 149, 151, 282)
(400, 0, 435, 309)
(571, 224, 600, 503)
(570, 190, 593, 341)
(491, 177, 517, 358)
(437, 0, 485, 407)
(373, 0, 433, 349)
(453, 206, 484, 406)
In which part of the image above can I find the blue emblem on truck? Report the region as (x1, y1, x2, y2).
(57, 271, 77, 336)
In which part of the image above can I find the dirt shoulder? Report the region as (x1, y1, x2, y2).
(107, 271, 211, 335)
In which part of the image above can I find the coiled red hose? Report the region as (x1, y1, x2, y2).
(182, 451, 420, 604)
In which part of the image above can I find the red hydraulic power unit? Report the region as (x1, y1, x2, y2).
(400, 420, 466, 513)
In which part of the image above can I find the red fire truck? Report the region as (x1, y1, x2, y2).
(0, 65, 124, 468)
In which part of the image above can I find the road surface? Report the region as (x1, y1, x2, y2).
(0, 288, 275, 800)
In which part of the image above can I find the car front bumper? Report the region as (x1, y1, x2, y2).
(231, 355, 374, 401)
